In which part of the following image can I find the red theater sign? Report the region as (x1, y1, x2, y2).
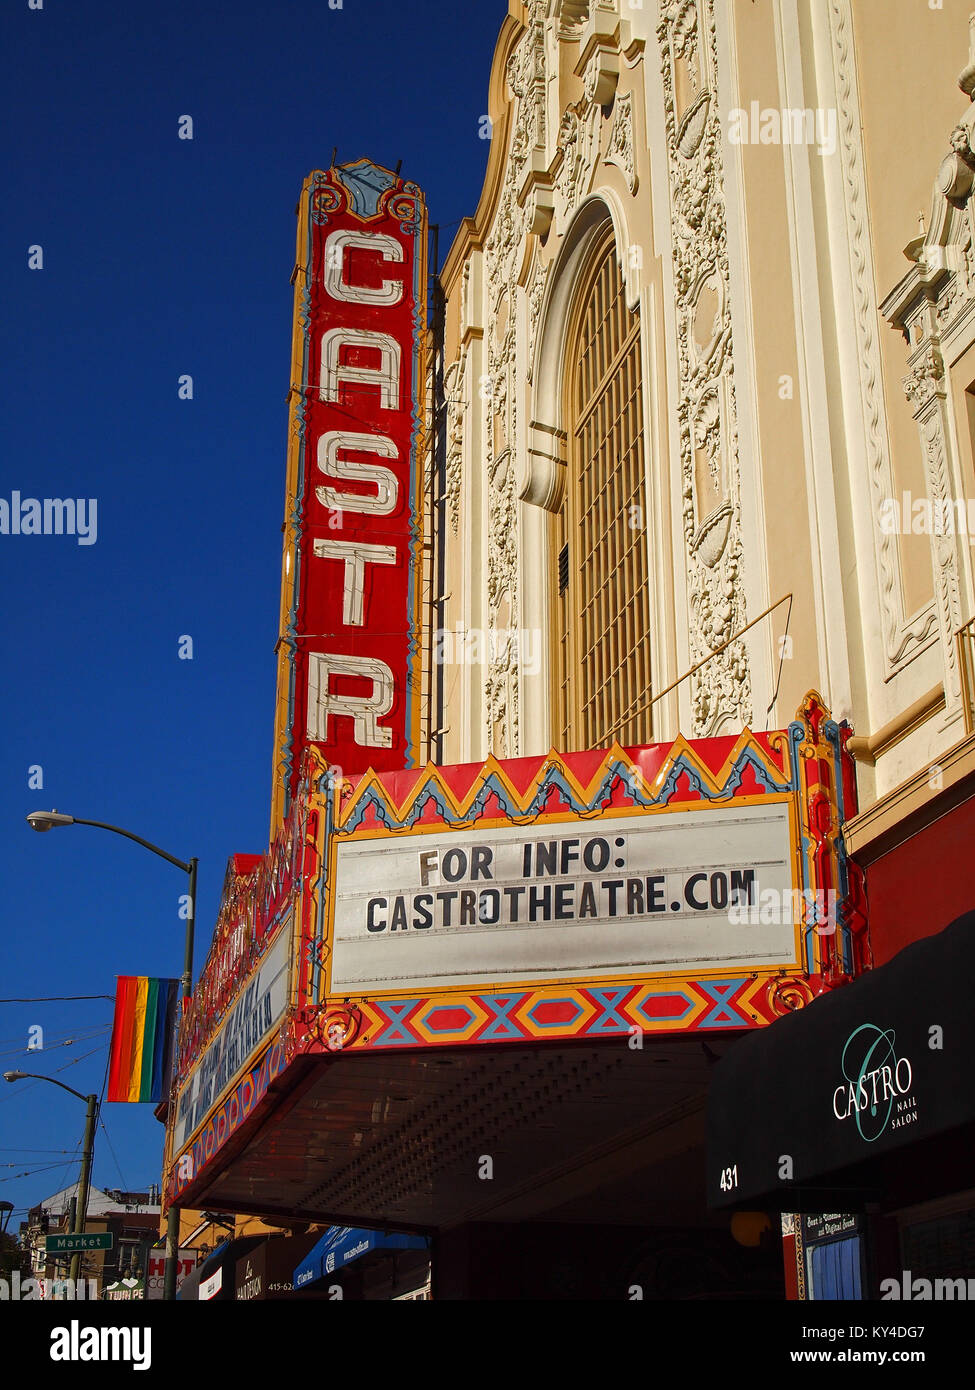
(271, 160, 428, 828)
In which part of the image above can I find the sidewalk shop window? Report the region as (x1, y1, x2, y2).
(900, 1203, 975, 1281)
(553, 230, 652, 749)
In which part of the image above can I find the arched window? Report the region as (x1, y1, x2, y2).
(553, 231, 652, 749)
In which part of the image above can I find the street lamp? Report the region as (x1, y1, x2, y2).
(3, 1071, 98, 1287)
(26, 809, 198, 1301)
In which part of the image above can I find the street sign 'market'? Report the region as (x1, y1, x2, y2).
(44, 1232, 113, 1253)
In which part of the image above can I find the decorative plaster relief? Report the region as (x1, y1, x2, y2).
(443, 356, 465, 536)
(604, 89, 637, 193)
(657, 0, 750, 734)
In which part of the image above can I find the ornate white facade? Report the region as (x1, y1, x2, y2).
(432, 0, 975, 817)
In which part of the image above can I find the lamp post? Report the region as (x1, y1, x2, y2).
(3, 1071, 98, 1287)
(26, 809, 197, 1301)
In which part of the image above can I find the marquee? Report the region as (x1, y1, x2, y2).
(166, 693, 867, 1206)
(297, 692, 865, 1049)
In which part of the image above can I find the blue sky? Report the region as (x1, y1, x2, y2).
(0, 0, 505, 1234)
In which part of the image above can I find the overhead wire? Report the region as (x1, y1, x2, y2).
(0, 1161, 83, 1183)
(0, 1025, 112, 1062)
(0, 1026, 103, 1050)
(0, 995, 114, 1004)
(96, 1116, 129, 1195)
(0, 1148, 77, 1155)
(0, 1043, 110, 1104)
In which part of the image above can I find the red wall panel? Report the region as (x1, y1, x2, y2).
(864, 794, 975, 965)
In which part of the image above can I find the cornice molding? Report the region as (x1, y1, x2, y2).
(844, 729, 975, 866)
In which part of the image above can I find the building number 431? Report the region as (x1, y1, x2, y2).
(719, 1164, 739, 1191)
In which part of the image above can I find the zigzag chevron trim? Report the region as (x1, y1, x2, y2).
(329, 728, 796, 836)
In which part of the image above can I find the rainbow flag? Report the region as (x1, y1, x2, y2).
(107, 977, 179, 1103)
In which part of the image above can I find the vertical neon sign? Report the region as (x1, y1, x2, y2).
(271, 160, 427, 830)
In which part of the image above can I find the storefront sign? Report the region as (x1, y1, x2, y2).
(199, 1266, 223, 1301)
(831, 1024, 917, 1140)
(146, 1251, 194, 1300)
(802, 1213, 859, 1242)
(330, 802, 797, 993)
(173, 921, 291, 1151)
(236, 1255, 263, 1302)
(292, 1225, 430, 1288)
(235, 1235, 324, 1300)
(271, 160, 427, 827)
(103, 1278, 144, 1301)
(708, 910, 975, 1209)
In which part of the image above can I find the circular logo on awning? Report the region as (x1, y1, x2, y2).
(832, 1023, 914, 1142)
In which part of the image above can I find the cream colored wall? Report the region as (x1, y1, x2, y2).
(729, 0, 823, 722)
(852, 0, 971, 620)
(851, 0, 975, 795)
(853, 0, 971, 297)
(725, 0, 975, 801)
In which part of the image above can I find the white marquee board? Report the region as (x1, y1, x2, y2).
(329, 801, 798, 993)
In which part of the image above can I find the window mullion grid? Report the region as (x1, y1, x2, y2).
(560, 246, 652, 751)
